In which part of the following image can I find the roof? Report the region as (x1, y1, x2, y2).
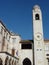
(33, 5, 40, 9)
(44, 39, 49, 43)
(0, 20, 20, 36)
(20, 40, 33, 44)
(20, 39, 49, 44)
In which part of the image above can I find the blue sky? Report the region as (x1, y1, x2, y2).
(0, 0, 49, 40)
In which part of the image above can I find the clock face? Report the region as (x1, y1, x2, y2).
(35, 32, 42, 41)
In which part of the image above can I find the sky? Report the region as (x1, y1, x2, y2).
(0, 0, 49, 40)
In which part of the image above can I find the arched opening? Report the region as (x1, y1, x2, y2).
(23, 58, 31, 65)
(0, 58, 3, 65)
(12, 59, 14, 65)
(47, 58, 49, 65)
(14, 60, 16, 65)
(5, 56, 9, 65)
(35, 14, 40, 20)
(9, 58, 12, 65)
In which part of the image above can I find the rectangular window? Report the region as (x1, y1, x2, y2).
(8, 34, 9, 41)
(21, 44, 32, 49)
(6, 33, 8, 39)
(9, 36, 10, 42)
(4, 29, 6, 37)
(45, 44, 49, 51)
(12, 38, 16, 43)
(12, 48, 15, 56)
(46, 54, 49, 56)
(1, 26, 3, 34)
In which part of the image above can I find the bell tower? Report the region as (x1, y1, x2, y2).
(33, 5, 45, 65)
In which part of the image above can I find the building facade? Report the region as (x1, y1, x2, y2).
(0, 5, 49, 65)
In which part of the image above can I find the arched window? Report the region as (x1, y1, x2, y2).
(5, 56, 9, 65)
(23, 58, 31, 65)
(35, 14, 40, 20)
(0, 58, 3, 65)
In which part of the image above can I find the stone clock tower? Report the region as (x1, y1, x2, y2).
(33, 5, 45, 65)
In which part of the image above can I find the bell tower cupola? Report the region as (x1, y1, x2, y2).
(33, 5, 42, 21)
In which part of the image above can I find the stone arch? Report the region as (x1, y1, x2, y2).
(0, 58, 3, 65)
(35, 14, 40, 20)
(9, 58, 12, 65)
(23, 58, 31, 65)
(14, 60, 16, 65)
(12, 59, 14, 65)
(5, 56, 9, 65)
